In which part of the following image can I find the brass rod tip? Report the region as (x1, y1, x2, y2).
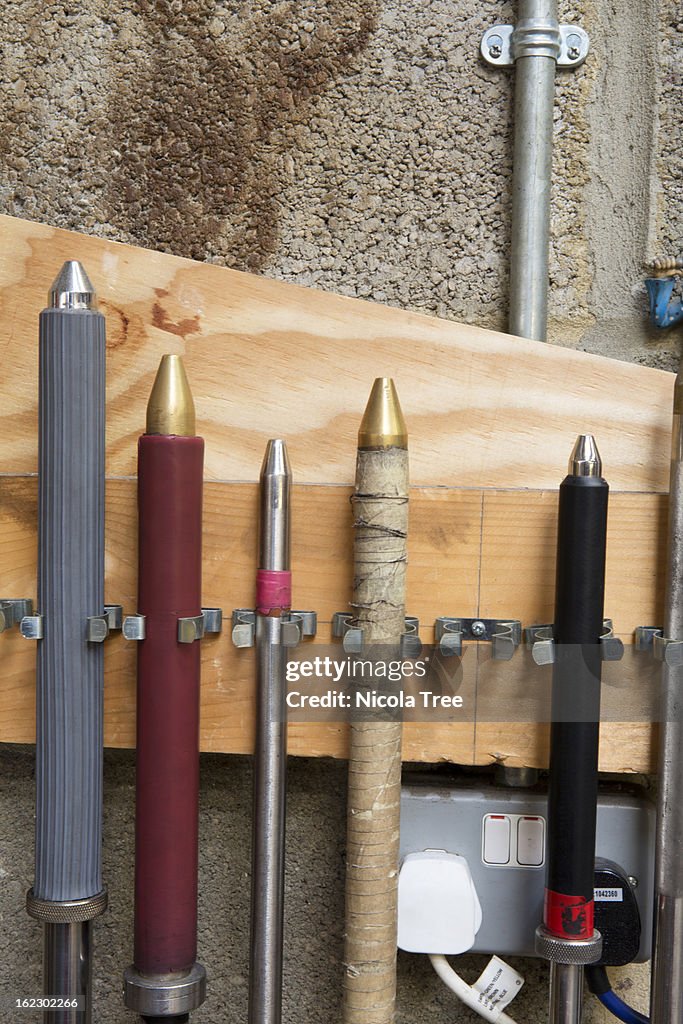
(569, 434, 602, 477)
(49, 260, 97, 310)
(145, 355, 196, 436)
(358, 378, 408, 449)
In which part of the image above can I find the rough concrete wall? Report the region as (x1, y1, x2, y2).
(2, 1, 681, 354)
(0, 0, 680, 1021)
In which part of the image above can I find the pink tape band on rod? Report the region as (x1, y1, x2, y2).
(256, 570, 292, 614)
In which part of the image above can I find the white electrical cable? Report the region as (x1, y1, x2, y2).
(428, 954, 518, 1024)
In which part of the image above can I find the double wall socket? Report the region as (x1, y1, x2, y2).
(399, 780, 654, 961)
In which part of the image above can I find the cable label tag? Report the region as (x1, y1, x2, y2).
(594, 887, 624, 902)
(471, 956, 524, 1017)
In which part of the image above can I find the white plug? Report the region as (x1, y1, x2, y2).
(397, 849, 483, 954)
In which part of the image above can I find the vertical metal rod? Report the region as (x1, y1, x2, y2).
(250, 616, 287, 1024)
(509, 0, 559, 342)
(249, 440, 292, 1024)
(651, 373, 683, 1021)
(549, 964, 584, 1024)
(44, 923, 92, 1024)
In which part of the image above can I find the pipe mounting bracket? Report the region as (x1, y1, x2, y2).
(435, 617, 522, 661)
(481, 22, 589, 68)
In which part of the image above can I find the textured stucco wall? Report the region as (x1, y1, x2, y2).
(0, 0, 680, 1021)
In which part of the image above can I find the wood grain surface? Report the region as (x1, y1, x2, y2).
(0, 215, 673, 770)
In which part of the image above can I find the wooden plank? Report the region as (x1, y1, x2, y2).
(0, 214, 674, 491)
(0, 478, 661, 770)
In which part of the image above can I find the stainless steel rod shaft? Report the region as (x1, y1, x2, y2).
(651, 374, 683, 1021)
(509, 0, 558, 342)
(44, 923, 92, 1024)
(249, 440, 292, 1024)
(250, 615, 287, 1024)
(549, 964, 583, 1024)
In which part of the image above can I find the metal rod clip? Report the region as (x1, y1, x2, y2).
(0, 598, 33, 633)
(526, 619, 624, 666)
(122, 614, 146, 641)
(231, 609, 256, 648)
(638, 627, 683, 667)
(86, 605, 124, 643)
(333, 612, 421, 657)
(282, 610, 318, 648)
(20, 614, 44, 640)
(231, 608, 317, 649)
(600, 620, 625, 662)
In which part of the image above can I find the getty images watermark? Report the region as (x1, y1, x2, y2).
(286, 652, 464, 715)
(279, 643, 668, 724)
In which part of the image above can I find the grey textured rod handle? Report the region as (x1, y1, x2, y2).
(34, 307, 105, 902)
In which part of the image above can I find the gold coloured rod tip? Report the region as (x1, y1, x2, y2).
(358, 377, 408, 449)
(569, 433, 602, 478)
(145, 354, 196, 436)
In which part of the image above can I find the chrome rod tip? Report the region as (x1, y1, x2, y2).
(260, 438, 292, 480)
(48, 260, 97, 310)
(569, 434, 602, 478)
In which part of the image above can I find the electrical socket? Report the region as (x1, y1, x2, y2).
(399, 780, 654, 962)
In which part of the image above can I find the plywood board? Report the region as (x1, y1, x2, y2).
(0, 215, 674, 490)
(0, 215, 671, 770)
(0, 479, 662, 771)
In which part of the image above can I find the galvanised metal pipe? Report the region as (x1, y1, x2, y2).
(249, 440, 292, 1024)
(26, 261, 106, 1024)
(509, 0, 560, 342)
(651, 372, 683, 1022)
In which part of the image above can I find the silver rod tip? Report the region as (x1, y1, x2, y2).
(48, 260, 97, 310)
(569, 434, 602, 477)
(260, 438, 292, 480)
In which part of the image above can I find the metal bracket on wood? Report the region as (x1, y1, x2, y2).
(86, 604, 124, 643)
(178, 608, 223, 644)
(435, 617, 522, 661)
(121, 608, 223, 643)
(332, 612, 422, 658)
(481, 22, 589, 68)
(635, 626, 683, 667)
(526, 619, 624, 666)
(20, 604, 124, 643)
(0, 599, 33, 634)
(231, 609, 317, 649)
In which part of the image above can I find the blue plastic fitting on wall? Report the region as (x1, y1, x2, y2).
(645, 276, 683, 328)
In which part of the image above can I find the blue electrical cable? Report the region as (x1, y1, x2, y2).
(586, 965, 649, 1024)
(596, 986, 649, 1024)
